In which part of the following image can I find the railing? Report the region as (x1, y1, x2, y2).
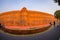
(0, 24, 51, 35)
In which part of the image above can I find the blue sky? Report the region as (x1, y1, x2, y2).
(0, 0, 60, 15)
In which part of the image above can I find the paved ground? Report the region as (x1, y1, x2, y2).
(0, 23, 60, 40)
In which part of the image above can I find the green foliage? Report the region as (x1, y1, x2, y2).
(54, 10, 60, 19)
(54, 0, 57, 3)
(54, 0, 60, 6)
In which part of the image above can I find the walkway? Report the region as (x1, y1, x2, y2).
(0, 22, 60, 40)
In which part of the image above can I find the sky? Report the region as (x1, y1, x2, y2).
(0, 0, 60, 15)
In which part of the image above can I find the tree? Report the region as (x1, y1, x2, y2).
(54, 10, 60, 20)
(54, 0, 58, 3)
(54, 0, 60, 6)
